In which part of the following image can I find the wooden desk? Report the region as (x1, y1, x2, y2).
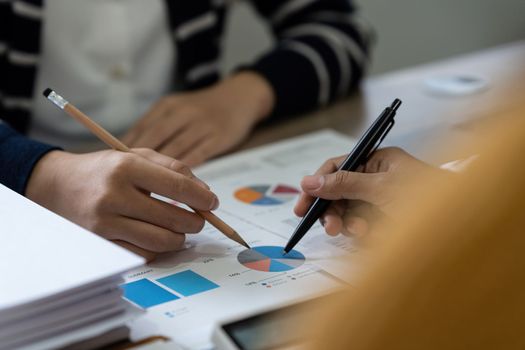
(242, 40, 525, 163)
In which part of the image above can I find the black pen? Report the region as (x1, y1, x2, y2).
(283, 99, 402, 253)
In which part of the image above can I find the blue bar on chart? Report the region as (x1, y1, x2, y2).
(157, 270, 219, 297)
(121, 279, 179, 308)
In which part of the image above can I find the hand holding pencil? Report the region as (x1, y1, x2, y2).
(25, 89, 248, 261)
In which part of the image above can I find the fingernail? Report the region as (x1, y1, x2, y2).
(302, 175, 324, 191)
(210, 196, 220, 210)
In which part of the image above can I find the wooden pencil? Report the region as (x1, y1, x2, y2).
(43, 88, 250, 249)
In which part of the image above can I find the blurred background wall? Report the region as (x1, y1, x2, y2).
(222, 0, 525, 75)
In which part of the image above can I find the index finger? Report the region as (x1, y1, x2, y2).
(313, 155, 347, 176)
(294, 155, 347, 216)
(132, 148, 209, 189)
(129, 156, 219, 211)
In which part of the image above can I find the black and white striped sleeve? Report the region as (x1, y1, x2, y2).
(245, 0, 373, 118)
(0, 0, 44, 133)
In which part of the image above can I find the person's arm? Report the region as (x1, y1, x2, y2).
(0, 122, 61, 194)
(246, 0, 373, 117)
(0, 123, 219, 261)
(123, 0, 372, 166)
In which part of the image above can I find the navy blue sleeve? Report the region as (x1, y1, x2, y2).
(0, 122, 61, 195)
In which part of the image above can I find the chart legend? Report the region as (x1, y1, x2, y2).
(237, 246, 305, 272)
(234, 184, 300, 206)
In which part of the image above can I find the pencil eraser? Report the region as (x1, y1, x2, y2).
(43, 88, 53, 98)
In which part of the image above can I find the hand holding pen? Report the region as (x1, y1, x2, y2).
(284, 100, 402, 252)
(294, 147, 446, 237)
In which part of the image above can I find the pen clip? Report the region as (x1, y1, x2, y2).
(369, 119, 395, 156)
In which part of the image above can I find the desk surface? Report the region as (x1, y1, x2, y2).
(241, 40, 525, 163)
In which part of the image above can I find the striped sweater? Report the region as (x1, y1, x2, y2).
(0, 0, 371, 194)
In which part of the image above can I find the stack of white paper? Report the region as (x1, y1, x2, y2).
(0, 184, 145, 349)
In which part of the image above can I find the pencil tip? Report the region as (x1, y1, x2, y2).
(229, 229, 251, 249)
(43, 88, 52, 98)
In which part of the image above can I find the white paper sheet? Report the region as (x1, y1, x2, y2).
(18, 304, 143, 350)
(124, 130, 362, 349)
(0, 183, 145, 349)
(0, 184, 144, 312)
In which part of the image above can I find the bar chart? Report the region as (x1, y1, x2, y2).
(157, 270, 219, 297)
(120, 279, 180, 308)
(121, 270, 219, 308)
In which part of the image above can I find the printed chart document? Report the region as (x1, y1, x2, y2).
(123, 130, 361, 349)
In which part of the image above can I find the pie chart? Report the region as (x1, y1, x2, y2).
(234, 184, 300, 206)
(237, 246, 305, 272)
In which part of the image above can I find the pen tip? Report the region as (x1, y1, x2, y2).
(43, 88, 53, 98)
(391, 98, 402, 111)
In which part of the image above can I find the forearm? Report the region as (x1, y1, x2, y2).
(247, 0, 373, 118)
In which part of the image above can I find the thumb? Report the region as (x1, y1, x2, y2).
(301, 171, 382, 204)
